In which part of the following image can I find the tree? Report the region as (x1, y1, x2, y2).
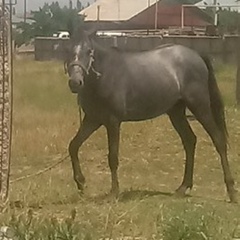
(14, 2, 83, 46)
(69, 0, 73, 10)
(77, 0, 82, 11)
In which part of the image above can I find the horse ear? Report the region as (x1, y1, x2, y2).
(86, 27, 97, 39)
(68, 14, 85, 39)
(67, 19, 74, 38)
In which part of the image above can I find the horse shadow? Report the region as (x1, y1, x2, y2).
(117, 189, 229, 204)
(91, 189, 176, 203)
(118, 189, 174, 202)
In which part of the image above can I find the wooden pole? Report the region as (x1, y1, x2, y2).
(237, 52, 240, 105)
(97, 5, 100, 22)
(0, 0, 13, 204)
(237, 22, 240, 105)
(24, 0, 26, 23)
(117, 0, 120, 21)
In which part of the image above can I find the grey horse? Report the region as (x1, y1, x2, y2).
(65, 26, 237, 203)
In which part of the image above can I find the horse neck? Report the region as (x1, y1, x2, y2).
(92, 40, 107, 61)
(91, 41, 108, 71)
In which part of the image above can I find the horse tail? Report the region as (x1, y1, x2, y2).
(201, 55, 228, 141)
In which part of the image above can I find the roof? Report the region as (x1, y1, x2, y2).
(80, 0, 157, 21)
(80, 0, 205, 22)
(128, 4, 212, 29)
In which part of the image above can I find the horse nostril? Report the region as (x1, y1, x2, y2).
(79, 80, 84, 86)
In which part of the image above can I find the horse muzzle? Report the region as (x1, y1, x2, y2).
(68, 79, 84, 93)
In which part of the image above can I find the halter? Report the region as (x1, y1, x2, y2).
(64, 50, 101, 78)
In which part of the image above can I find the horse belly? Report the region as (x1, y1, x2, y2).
(123, 89, 179, 121)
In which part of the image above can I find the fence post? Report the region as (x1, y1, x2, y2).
(0, 2, 13, 205)
(222, 36, 227, 63)
(237, 37, 240, 105)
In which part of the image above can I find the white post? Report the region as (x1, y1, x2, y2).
(213, 0, 218, 26)
(155, 0, 158, 30)
(181, 5, 184, 29)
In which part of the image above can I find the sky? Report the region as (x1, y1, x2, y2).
(15, 0, 238, 14)
(15, 0, 94, 13)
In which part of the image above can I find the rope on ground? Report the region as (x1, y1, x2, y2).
(10, 154, 69, 184)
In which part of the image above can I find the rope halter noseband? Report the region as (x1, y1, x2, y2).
(64, 50, 101, 78)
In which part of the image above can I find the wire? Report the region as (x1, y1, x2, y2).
(10, 154, 69, 184)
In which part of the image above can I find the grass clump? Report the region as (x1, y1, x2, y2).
(3, 209, 93, 240)
(160, 211, 211, 240)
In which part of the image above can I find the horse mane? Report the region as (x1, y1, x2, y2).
(155, 43, 175, 49)
(110, 43, 175, 53)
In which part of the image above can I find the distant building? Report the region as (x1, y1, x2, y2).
(79, 0, 213, 32)
(12, 13, 34, 29)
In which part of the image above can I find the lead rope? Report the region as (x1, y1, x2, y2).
(65, 50, 102, 127)
(88, 50, 102, 78)
(64, 61, 68, 74)
(79, 105, 83, 126)
(78, 51, 101, 126)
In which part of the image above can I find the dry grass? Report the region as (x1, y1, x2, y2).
(1, 59, 240, 239)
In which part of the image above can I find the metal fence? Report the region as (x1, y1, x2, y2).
(0, 0, 12, 204)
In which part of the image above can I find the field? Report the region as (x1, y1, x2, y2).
(0, 59, 240, 239)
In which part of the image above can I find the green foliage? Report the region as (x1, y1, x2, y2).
(14, 2, 84, 47)
(204, 7, 240, 34)
(14, 22, 35, 47)
(76, 0, 83, 11)
(160, 211, 212, 240)
(218, 9, 240, 33)
(5, 209, 93, 240)
(30, 2, 79, 37)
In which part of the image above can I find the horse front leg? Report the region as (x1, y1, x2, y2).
(106, 117, 121, 197)
(69, 115, 101, 191)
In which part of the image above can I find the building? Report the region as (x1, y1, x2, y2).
(12, 13, 35, 30)
(79, 0, 213, 32)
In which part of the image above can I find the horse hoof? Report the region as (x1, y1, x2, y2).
(74, 176, 86, 191)
(77, 190, 85, 198)
(174, 190, 186, 198)
(76, 181, 85, 192)
(175, 185, 191, 198)
(229, 191, 238, 204)
(110, 189, 119, 199)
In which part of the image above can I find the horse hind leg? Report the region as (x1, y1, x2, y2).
(187, 99, 237, 203)
(105, 116, 121, 198)
(168, 102, 197, 196)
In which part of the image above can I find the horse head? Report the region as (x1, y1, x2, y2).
(65, 23, 97, 93)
